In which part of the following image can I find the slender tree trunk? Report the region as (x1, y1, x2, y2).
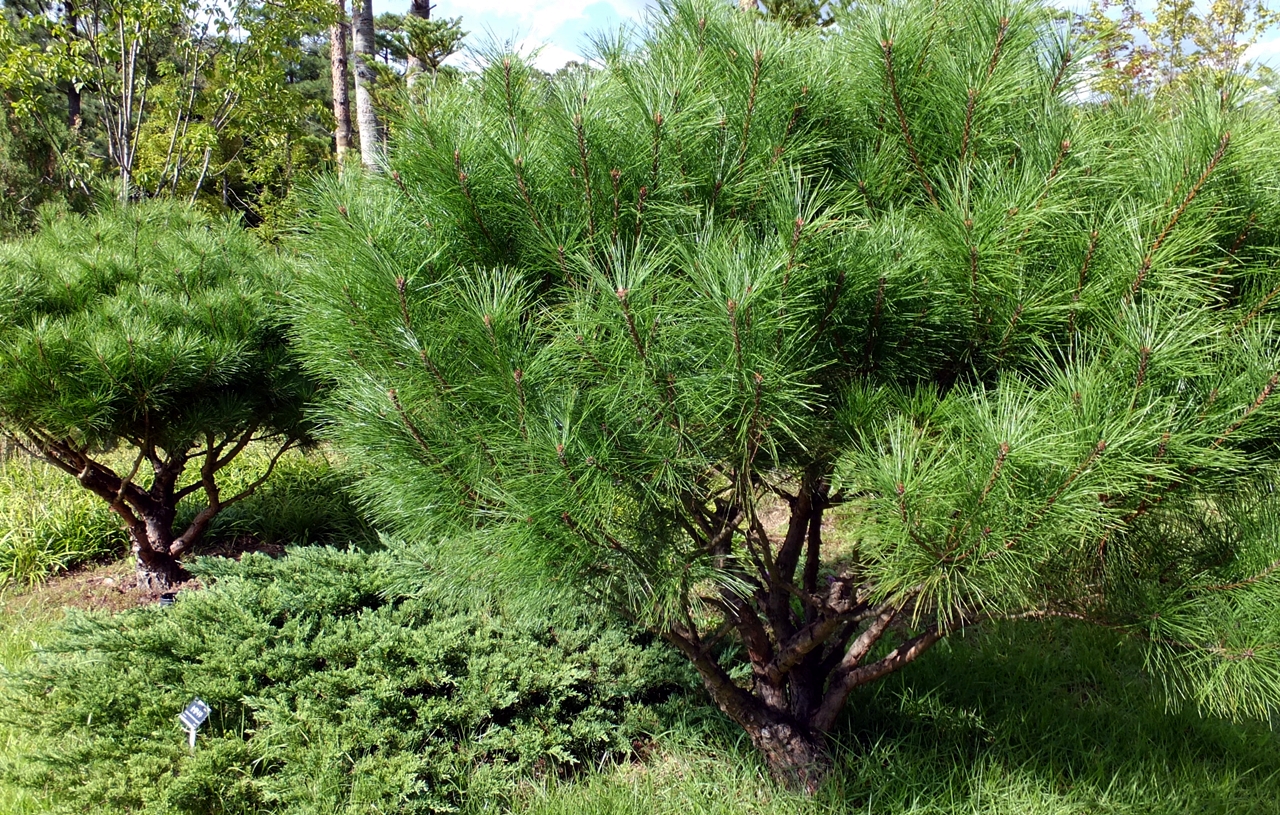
(405, 0, 431, 87)
(351, 0, 381, 170)
(330, 0, 353, 167)
(64, 0, 81, 128)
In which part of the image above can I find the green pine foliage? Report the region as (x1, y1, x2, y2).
(0, 545, 692, 814)
(0, 201, 318, 585)
(287, 0, 1280, 775)
(0, 202, 306, 452)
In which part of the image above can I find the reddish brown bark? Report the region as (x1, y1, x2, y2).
(330, 0, 353, 167)
(660, 473, 946, 789)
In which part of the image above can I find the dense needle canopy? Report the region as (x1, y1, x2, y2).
(290, 0, 1280, 782)
(0, 202, 315, 587)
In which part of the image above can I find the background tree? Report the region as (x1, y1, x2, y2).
(757, 0, 840, 27)
(350, 0, 378, 169)
(1079, 0, 1280, 97)
(0, 202, 316, 588)
(400, 14, 464, 78)
(290, 0, 1280, 790)
(329, 0, 352, 168)
(0, 0, 334, 221)
(404, 0, 430, 80)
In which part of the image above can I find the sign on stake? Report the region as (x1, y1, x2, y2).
(178, 698, 210, 752)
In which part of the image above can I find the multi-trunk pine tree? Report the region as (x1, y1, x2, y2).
(0, 203, 316, 589)
(290, 0, 1280, 788)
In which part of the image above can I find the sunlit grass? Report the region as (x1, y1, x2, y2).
(0, 454, 126, 586)
(0, 588, 59, 814)
(513, 621, 1280, 815)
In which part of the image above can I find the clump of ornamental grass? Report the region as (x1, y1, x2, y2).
(0, 454, 126, 584)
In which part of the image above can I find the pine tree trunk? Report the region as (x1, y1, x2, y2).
(710, 678, 832, 792)
(671, 630, 833, 792)
(134, 546, 186, 592)
(351, 0, 381, 170)
(405, 0, 430, 87)
(129, 516, 188, 592)
(745, 719, 832, 794)
(330, 0, 353, 167)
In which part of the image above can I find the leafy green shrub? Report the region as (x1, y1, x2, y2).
(0, 455, 126, 584)
(1, 545, 693, 814)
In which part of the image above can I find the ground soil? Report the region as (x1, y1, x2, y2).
(3, 535, 284, 616)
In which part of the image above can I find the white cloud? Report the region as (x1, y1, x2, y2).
(430, 0, 648, 71)
(517, 41, 588, 72)
(1245, 36, 1280, 68)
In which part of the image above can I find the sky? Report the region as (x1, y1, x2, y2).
(371, 0, 1280, 74)
(372, 0, 649, 71)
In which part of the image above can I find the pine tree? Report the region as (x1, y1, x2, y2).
(0, 202, 316, 589)
(290, 0, 1280, 788)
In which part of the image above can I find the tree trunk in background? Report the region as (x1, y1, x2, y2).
(330, 0, 353, 168)
(405, 0, 430, 87)
(351, 0, 380, 170)
(64, 0, 81, 128)
(739, 0, 758, 11)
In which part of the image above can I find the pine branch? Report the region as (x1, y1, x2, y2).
(880, 39, 938, 207)
(1128, 132, 1231, 302)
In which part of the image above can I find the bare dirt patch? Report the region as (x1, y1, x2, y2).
(3, 535, 283, 618)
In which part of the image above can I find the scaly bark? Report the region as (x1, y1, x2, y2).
(330, 0, 353, 167)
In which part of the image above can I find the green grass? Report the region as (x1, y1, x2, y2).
(0, 588, 59, 814)
(514, 621, 1280, 815)
(0, 454, 126, 586)
(0, 445, 372, 586)
(185, 446, 375, 549)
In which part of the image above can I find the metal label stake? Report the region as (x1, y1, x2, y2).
(178, 698, 211, 752)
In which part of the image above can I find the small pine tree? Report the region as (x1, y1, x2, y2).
(290, 0, 1280, 788)
(0, 202, 316, 589)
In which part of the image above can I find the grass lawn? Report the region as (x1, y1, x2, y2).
(0, 585, 63, 815)
(515, 620, 1280, 815)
